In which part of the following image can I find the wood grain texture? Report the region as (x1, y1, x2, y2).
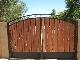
(9, 18, 76, 53)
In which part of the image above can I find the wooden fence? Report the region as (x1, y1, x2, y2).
(8, 17, 77, 59)
(43, 18, 77, 52)
(9, 18, 41, 52)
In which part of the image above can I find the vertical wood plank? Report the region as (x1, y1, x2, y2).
(57, 20, 60, 52)
(61, 20, 65, 52)
(45, 18, 49, 52)
(48, 19, 53, 52)
(23, 20, 28, 52)
(36, 18, 41, 52)
(20, 21, 24, 52)
(12, 23, 17, 52)
(51, 19, 55, 52)
(64, 22, 69, 52)
(15, 23, 18, 52)
(42, 18, 45, 52)
(17, 22, 22, 52)
(16, 22, 20, 52)
(48, 18, 54, 52)
(53, 19, 58, 52)
(30, 19, 34, 52)
(22, 21, 25, 52)
(24, 19, 30, 52)
(31, 19, 36, 52)
(62, 21, 65, 52)
(33, 18, 38, 52)
(69, 23, 74, 52)
(27, 19, 31, 52)
(57, 20, 64, 52)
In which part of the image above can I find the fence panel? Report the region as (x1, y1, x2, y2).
(9, 18, 41, 53)
(42, 18, 75, 52)
(57, 20, 64, 52)
(8, 17, 77, 59)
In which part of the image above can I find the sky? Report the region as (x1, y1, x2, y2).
(21, 0, 66, 16)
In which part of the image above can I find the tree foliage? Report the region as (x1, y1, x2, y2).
(51, 9, 57, 18)
(0, 0, 27, 22)
(51, 9, 55, 16)
(51, 0, 80, 20)
(64, 0, 80, 19)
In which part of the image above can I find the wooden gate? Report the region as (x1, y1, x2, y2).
(8, 17, 77, 59)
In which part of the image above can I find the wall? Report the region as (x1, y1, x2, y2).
(0, 22, 9, 58)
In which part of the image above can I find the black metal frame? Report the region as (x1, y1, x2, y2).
(74, 20, 78, 60)
(7, 23, 13, 58)
(10, 52, 76, 59)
